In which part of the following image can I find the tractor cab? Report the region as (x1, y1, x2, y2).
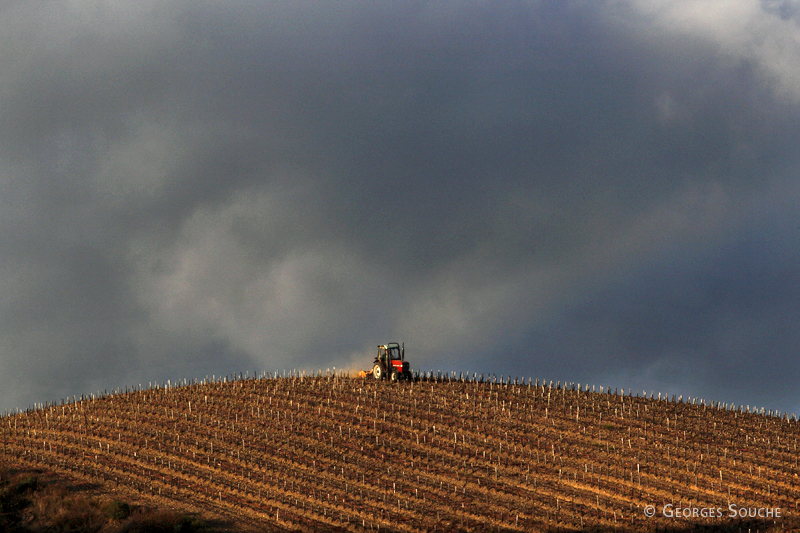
(372, 342, 411, 381)
(381, 344, 402, 362)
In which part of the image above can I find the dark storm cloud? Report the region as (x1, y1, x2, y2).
(513, 202, 800, 410)
(1, 1, 799, 415)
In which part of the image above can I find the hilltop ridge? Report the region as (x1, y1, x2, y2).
(1, 373, 797, 532)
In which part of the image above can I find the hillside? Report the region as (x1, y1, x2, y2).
(1, 373, 797, 532)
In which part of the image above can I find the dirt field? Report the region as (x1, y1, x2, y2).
(1, 373, 796, 531)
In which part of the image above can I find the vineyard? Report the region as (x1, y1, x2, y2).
(1, 372, 798, 532)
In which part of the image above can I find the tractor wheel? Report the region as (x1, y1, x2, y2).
(390, 369, 399, 382)
(373, 364, 383, 380)
(404, 370, 413, 381)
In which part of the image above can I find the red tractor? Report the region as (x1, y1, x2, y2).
(359, 342, 412, 381)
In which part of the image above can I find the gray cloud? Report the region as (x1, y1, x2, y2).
(1, 1, 799, 415)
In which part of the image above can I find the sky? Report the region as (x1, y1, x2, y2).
(1, 0, 799, 415)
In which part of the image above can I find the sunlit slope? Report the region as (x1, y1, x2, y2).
(1, 374, 798, 532)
